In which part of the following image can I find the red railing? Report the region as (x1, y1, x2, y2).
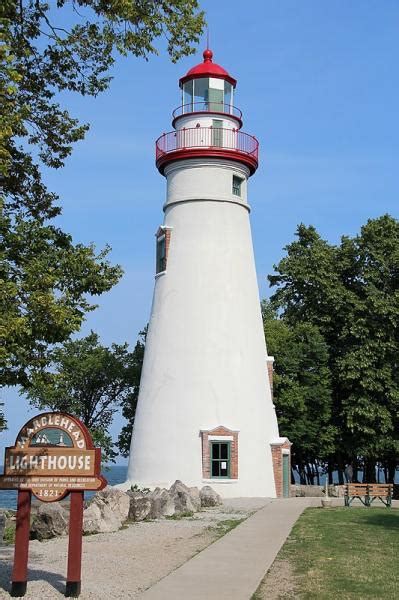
(172, 102, 242, 120)
(156, 127, 258, 162)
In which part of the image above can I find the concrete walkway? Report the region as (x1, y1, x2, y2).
(141, 497, 320, 600)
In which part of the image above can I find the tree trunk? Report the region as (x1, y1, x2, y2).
(353, 457, 359, 483)
(305, 463, 313, 485)
(327, 461, 333, 485)
(299, 464, 307, 485)
(387, 459, 396, 484)
(337, 459, 345, 485)
(363, 459, 376, 483)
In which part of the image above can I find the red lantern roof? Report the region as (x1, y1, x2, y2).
(179, 49, 237, 88)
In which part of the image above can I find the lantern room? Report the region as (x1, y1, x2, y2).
(156, 49, 259, 176)
(173, 49, 242, 124)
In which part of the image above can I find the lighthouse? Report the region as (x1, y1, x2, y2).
(126, 49, 289, 498)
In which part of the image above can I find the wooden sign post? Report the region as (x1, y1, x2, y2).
(0, 412, 107, 597)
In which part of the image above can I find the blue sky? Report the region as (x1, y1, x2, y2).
(3, 0, 399, 460)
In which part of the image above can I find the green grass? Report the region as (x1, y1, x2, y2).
(210, 517, 245, 538)
(3, 525, 15, 545)
(275, 507, 398, 599)
(165, 511, 195, 520)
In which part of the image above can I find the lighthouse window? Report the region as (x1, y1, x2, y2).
(225, 81, 232, 112)
(183, 80, 194, 112)
(232, 175, 243, 197)
(194, 77, 208, 110)
(210, 442, 230, 478)
(156, 235, 166, 273)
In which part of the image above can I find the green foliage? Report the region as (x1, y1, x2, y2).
(268, 216, 399, 479)
(26, 332, 138, 463)
(117, 327, 146, 456)
(130, 483, 150, 494)
(263, 301, 335, 474)
(1, 1, 205, 391)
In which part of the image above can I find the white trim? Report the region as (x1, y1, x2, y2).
(282, 449, 290, 455)
(202, 479, 238, 485)
(270, 437, 291, 446)
(208, 435, 234, 441)
(164, 197, 250, 212)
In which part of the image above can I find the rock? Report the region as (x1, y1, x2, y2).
(149, 488, 175, 518)
(30, 503, 68, 541)
(169, 480, 200, 513)
(200, 486, 222, 507)
(291, 484, 324, 497)
(83, 486, 130, 534)
(126, 491, 152, 521)
(189, 487, 201, 507)
(291, 484, 345, 498)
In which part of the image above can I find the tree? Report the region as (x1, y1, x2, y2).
(268, 216, 399, 482)
(262, 302, 335, 484)
(117, 327, 146, 457)
(1, 1, 205, 388)
(26, 332, 138, 463)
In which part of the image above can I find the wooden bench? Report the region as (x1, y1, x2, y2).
(367, 484, 393, 507)
(344, 483, 393, 507)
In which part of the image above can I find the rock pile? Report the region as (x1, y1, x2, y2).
(29, 480, 222, 539)
(126, 480, 222, 525)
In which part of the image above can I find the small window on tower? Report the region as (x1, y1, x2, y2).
(156, 235, 166, 273)
(211, 442, 231, 478)
(232, 175, 243, 197)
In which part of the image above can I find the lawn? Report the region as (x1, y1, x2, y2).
(255, 507, 398, 600)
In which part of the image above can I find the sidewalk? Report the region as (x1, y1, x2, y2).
(141, 497, 320, 600)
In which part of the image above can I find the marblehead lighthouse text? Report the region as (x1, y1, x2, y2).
(125, 49, 291, 498)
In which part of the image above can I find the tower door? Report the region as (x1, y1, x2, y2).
(212, 119, 223, 148)
(283, 453, 290, 498)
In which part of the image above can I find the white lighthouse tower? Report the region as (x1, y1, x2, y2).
(126, 49, 285, 497)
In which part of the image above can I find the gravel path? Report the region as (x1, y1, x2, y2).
(0, 499, 266, 599)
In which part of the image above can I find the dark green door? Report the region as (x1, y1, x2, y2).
(283, 454, 290, 498)
(212, 119, 223, 147)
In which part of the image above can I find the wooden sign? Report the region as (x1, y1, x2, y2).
(0, 412, 107, 597)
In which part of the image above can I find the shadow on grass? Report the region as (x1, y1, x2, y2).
(360, 510, 399, 531)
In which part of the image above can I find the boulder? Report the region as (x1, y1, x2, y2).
(127, 491, 152, 522)
(189, 487, 201, 507)
(169, 480, 200, 513)
(200, 486, 222, 507)
(83, 486, 130, 534)
(30, 503, 68, 541)
(149, 488, 175, 518)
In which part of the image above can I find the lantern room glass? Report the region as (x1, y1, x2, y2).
(181, 78, 234, 115)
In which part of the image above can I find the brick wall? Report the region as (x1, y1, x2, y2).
(155, 226, 172, 273)
(201, 426, 239, 479)
(271, 439, 292, 498)
(266, 356, 274, 398)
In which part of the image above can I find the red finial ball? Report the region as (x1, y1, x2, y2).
(203, 48, 213, 62)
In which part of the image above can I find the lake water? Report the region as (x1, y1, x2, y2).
(0, 464, 128, 509)
(1, 464, 396, 508)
